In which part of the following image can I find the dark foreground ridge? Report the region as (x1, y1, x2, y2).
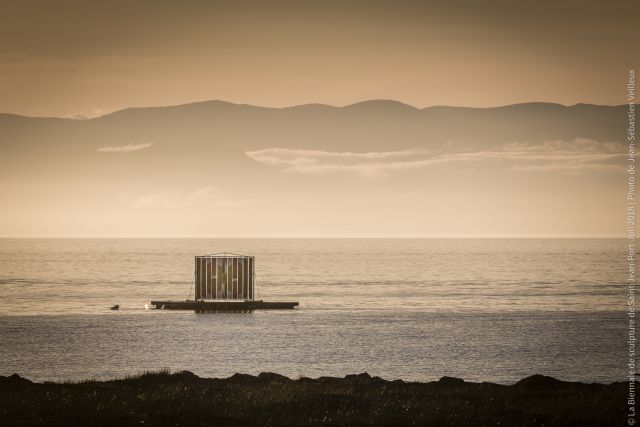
(0, 371, 624, 426)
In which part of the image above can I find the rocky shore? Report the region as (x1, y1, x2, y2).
(0, 371, 624, 426)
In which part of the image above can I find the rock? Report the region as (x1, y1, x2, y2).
(173, 371, 199, 383)
(228, 373, 256, 382)
(0, 373, 32, 386)
(438, 376, 465, 385)
(515, 374, 567, 389)
(257, 372, 290, 382)
(344, 372, 375, 383)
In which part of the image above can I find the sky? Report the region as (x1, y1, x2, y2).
(0, 101, 629, 237)
(0, 0, 637, 118)
(0, 1, 635, 238)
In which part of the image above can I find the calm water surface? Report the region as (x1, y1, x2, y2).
(0, 238, 628, 383)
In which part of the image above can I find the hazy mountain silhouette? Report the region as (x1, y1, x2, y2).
(0, 99, 628, 180)
(0, 99, 627, 151)
(0, 100, 632, 237)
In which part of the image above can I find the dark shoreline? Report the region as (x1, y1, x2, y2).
(0, 371, 625, 426)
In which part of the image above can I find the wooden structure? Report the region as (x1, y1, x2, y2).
(148, 253, 298, 312)
(194, 253, 254, 301)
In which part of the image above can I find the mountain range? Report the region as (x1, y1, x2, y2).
(0, 100, 632, 237)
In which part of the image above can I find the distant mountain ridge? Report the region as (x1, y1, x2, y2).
(0, 97, 630, 185)
(1, 99, 629, 153)
(0, 99, 632, 121)
(0, 97, 630, 237)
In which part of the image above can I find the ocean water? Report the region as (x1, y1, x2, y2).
(0, 238, 628, 383)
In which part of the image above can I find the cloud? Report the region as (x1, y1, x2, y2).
(63, 108, 112, 120)
(131, 186, 248, 209)
(502, 139, 625, 172)
(246, 148, 434, 177)
(245, 139, 626, 177)
(184, 186, 247, 207)
(98, 143, 152, 153)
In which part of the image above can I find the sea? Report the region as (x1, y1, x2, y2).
(0, 238, 628, 384)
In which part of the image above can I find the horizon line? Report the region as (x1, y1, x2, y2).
(1, 98, 633, 120)
(0, 236, 625, 239)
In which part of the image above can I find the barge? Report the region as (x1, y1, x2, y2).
(148, 300, 299, 312)
(148, 253, 298, 312)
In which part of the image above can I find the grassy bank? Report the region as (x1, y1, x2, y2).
(0, 371, 625, 426)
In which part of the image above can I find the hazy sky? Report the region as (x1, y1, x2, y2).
(0, 0, 637, 117)
(0, 1, 635, 238)
(0, 101, 629, 237)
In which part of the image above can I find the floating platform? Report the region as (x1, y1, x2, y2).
(148, 300, 299, 313)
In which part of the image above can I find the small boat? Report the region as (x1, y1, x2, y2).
(110, 304, 120, 310)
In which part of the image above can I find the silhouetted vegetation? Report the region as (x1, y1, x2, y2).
(0, 371, 624, 426)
